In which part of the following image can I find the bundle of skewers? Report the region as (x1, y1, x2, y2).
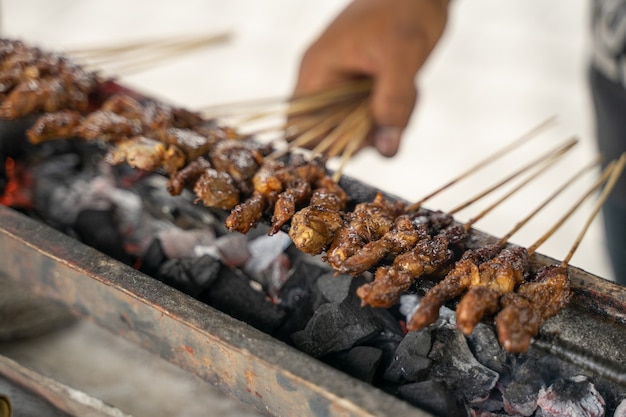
(1, 37, 624, 354)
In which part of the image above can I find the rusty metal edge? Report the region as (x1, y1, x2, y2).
(0, 354, 132, 417)
(0, 205, 433, 417)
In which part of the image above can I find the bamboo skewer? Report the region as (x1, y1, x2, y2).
(267, 105, 356, 160)
(448, 137, 578, 215)
(72, 32, 232, 76)
(199, 79, 371, 118)
(68, 32, 231, 58)
(527, 155, 624, 256)
(461, 147, 588, 231)
(404, 116, 558, 213)
(560, 153, 626, 266)
(309, 100, 370, 157)
(332, 114, 372, 182)
(497, 156, 603, 246)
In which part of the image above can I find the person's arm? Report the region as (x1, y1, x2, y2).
(294, 0, 450, 157)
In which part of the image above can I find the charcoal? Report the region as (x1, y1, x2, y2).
(536, 375, 605, 417)
(429, 326, 499, 404)
(156, 227, 216, 259)
(470, 410, 509, 417)
(74, 209, 132, 264)
(195, 233, 250, 267)
(0, 115, 38, 157)
(292, 277, 403, 357)
(291, 301, 382, 357)
(341, 277, 404, 336)
(501, 358, 545, 416)
(383, 330, 432, 384)
(140, 238, 168, 278)
(278, 258, 328, 309)
(274, 260, 328, 341)
(324, 346, 383, 384)
(615, 398, 626, 417)
(0, 157, 5, 195)
(471, 389, 504, 413)
(397, 380, 468, 417)
(156, 255, 221, 297)
(466, 323, 509, 374)
(316, 272, 353, 304)
(199, 267, 286, 334)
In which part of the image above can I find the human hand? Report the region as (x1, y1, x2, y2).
(293, 0, 449, 157)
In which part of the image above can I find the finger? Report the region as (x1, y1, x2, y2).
(370, 68, 418, 157)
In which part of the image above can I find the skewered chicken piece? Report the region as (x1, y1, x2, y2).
(495, 265, 570, 353)
(333, 210, 455, 277)
(0, 45, 44, 96)
(26, 110, 83, 144)
(193, 167, 240, 210)
(356, 223, 467, 308)
(335, 214, 425, 276)
(288, 176, 347, 255)
(225, 159, 287, 234)
(405, 244, 502, 331)
(0, 70, 98, 119)
(100, 93, 206, 131)
(326, 192, 404, 272)
(167, 156, 212, 196)
(455, 246, 530, 335)
(75, 110, 142, 142)
(153, 127, 222, 162)
(226, 156, 329, 235)
(0, 41, 99, 119)
(269, 156, 327, 234)
(105, 135, 185, 174)
(0, 41, 94, 100)
(209, 139, 269, 196)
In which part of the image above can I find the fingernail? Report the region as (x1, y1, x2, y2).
(374, 127, 402, 157)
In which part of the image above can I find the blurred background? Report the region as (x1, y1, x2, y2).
(0, 1, 611, 416)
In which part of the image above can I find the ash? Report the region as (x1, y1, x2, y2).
(4, 141, 626, 417)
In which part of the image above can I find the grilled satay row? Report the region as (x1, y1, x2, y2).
(1, 38, 572, 354)
(0, 39, 99, 119)
(315, 192, 571, 353)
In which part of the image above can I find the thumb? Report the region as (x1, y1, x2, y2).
(369, 73, 418, 157)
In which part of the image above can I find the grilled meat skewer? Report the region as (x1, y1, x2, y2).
(495, 265, 571, 353)
(326, 192, 404, 272)
(455, 246, 530, 335)
(288, 176, 347, 255)
(406, 244, 501, 331)
(356, 224, 467, 308)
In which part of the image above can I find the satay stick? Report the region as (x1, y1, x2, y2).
(266, 105, 356, 160)
(448, 137, 578, 215)
(405, 115, 558, 213)
(310, 101, 369, 157)
(77, 32, 232, 76)
(325, 102, 370, 158)
(497, 155, 603, 246)
(332, 115, 373, 183)
(69, 32, 231, 59)
(96, 33, 232, 76)
(560, 153, 626, 266)
(198, 79, 371, 118)
(527, 155, 624, 256)
(461, 150, 596, 231)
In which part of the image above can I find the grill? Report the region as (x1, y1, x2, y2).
(1, 167, 626, 416)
